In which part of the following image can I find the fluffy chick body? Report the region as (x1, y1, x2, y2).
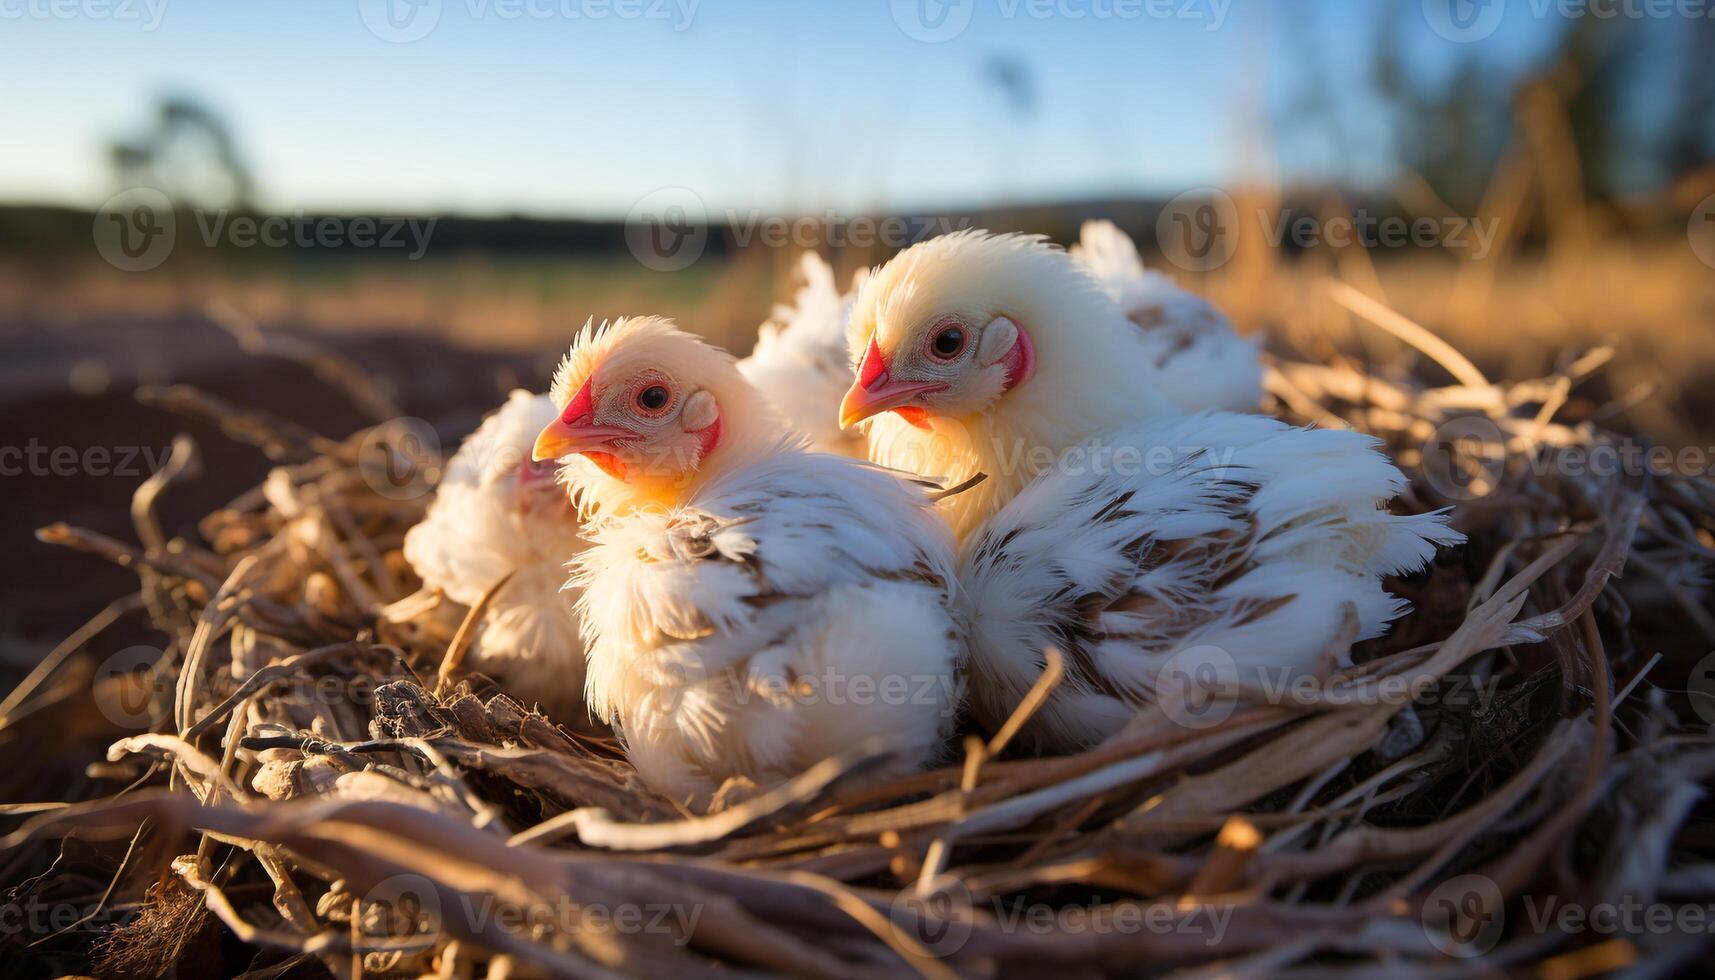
(548, 317, 962, 810)
(844, 230, 1461, 750)
(959, 411, 1463, 751)
(399, 390, 588, 716)
(397, 258, 874, 719)
(738, 251, 869, 458)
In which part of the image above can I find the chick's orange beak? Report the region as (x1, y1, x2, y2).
(839, 337, 947, 430)
(532, 378, 640, 462)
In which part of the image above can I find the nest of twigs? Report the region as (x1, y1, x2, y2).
(6, 291, 1715, 978)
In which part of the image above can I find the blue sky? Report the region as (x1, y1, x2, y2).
(0, 0, 1563, 217)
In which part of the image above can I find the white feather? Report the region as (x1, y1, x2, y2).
(398, 390, 588, 716)
(958, 411, 1462, 751)
(1070, 220, 1263, 415)
(738, 252, 868, 457)
(573, 449, 962, 810)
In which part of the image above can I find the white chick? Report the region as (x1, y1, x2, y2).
(398, 390, 588, 716)
(395, 256, 868, 718)
(839, 230, 1461, 751)
(533, 316, 961, 809)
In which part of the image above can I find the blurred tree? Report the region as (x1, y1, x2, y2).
(1541, 15, 1632, 199)
(1370, 32, 1511, 212)
(1281, 3, 1714, 217)
(1660, 18, 1715, 192)
(979, 53, 1039, 207)
(981, 53, 1038, 121)
(108, 95, 255, 210)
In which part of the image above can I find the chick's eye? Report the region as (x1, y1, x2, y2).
(636, 385, 670, 413)
(929, 325, 966, 360)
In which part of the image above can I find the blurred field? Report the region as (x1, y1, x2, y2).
(1211, 237, 1715, 449)
(4, 205, 1711, 448)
